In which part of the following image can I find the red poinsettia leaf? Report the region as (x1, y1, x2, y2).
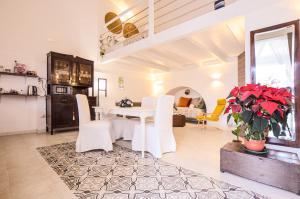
(262, 90, 288, 105)
(228, 98, 236, 103)
(252, 104, 260, 112)
(277, 88, 292, 98)
(272, 95, 287, 105)
(231, 104, 241, 113)
(262, 90, 272, 99)
(229, 87, 239, 97)
(240, 84, 257, 92)
(257, 111, 263, 117)
(241, 90, 262, 101)
(260, 101, 278, 115)
(241, 91, 252, 101)
(224, 106, 231, 114)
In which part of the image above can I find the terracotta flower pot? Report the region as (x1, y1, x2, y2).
(244, 139, 266, 151)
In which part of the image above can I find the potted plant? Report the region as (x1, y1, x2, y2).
(228, 112, 245, 142)
(225, 84, 293, 151)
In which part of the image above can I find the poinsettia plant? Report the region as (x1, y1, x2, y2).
(225, 84, 293, 140)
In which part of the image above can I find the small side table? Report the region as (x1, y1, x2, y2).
(173, 114, 186, 127)
(220, 142, 300, 195)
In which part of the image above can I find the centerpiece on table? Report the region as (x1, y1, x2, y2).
(225, 84, 293, 152)
(117, 98, 133, 108)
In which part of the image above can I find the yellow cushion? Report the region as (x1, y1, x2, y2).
(197, 114, 219, 121)
(196, 98, 226, 122)
(206, 114, 220, 121)
(212, 99, 226, 116)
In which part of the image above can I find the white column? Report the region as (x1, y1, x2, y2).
(148, 0, 154, 37)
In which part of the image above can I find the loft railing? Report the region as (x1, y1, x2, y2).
(100, 0, 237, 57)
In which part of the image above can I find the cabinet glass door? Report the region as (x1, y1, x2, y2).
(70, 63, 78, 86)
(78, 64, 92, 85)
(53, 59, 71, 84)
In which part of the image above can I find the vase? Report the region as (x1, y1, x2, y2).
(244, 139, 266, 151)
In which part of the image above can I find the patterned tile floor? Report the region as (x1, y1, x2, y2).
(37, 141, 268, 199)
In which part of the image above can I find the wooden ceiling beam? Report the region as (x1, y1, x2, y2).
(189, 36, 229, 63)
(124, 56, 170, 71)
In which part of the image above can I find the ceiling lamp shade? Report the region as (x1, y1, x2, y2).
(123, 23, 139, 38)
(105, 12, 122, 34)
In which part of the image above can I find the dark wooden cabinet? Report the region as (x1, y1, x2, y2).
(46, 95, 96, 133)
(48, 95, 76, 129)
(46, 52, 96, 134)
(47, 52, 73, 85)
(47, 52, 94, 87)
(75, 57, 93, 87)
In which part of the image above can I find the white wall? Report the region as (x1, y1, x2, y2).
(244, 0, 300, 155)
(245, 0, 300, 83)
(0, 0, 136, 135)
(93, 70, 152, 107)
(153, 60, 238, 128)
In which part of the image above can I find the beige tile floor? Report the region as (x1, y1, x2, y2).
(0, 125, 299, 199)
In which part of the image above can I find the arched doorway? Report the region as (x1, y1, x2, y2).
(167, 86, 206, 123)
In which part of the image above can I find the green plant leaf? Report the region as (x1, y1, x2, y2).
(232, 113, 240, 124)
(241, 110, 253, 123)
(271, 120, 281, 138)
(232, 129, 238, 136)
(272, 110, 284, 123)
(252, 115, 268, 133)
(227, 114, 232, 124)
(243, 96, 256, 108)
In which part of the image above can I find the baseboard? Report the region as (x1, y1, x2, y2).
(37, 128, 47, 134)
(0, 129, 46, 136)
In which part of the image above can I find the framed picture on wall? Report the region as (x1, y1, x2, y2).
(118, 77, 124, 89)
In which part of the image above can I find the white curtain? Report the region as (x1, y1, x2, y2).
(255, 33, 295, 140)
(255, 34, 293, 88)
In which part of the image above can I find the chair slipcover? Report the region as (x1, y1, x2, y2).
(132, 95, 176, 158)
(76, 94, 114, 152)
(111, 96, 157, 140)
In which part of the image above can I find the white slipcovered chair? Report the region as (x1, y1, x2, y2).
(76, 94, 114, 152)
(111, 96, 157, 140)
(132, 95, 176, 158)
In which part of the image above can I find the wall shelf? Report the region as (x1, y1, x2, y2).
(0, 93, 44, 103)
(0, 93, 41, 97)
(0, 71, 39, 78)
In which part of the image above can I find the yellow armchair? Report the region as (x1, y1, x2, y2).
(196, 99, 226, 126)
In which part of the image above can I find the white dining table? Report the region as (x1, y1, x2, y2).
(93, 106, 155, 158)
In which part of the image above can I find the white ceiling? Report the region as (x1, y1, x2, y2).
(100, 16, 245, 73)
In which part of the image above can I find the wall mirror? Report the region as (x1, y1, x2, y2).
(251, 20, 300, 147)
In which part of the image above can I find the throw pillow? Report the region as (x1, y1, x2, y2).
(190, 97, 201, 107)
(177, 97, 192, 107)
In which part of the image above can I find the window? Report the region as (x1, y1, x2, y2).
(97, 78, 107, 105)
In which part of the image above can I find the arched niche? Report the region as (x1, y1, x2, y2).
(167, 86, 207, 123)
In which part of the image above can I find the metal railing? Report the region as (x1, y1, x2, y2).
(100, 0, 237, 56)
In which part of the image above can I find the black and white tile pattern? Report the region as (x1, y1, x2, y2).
(37, 142, 269, 199)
